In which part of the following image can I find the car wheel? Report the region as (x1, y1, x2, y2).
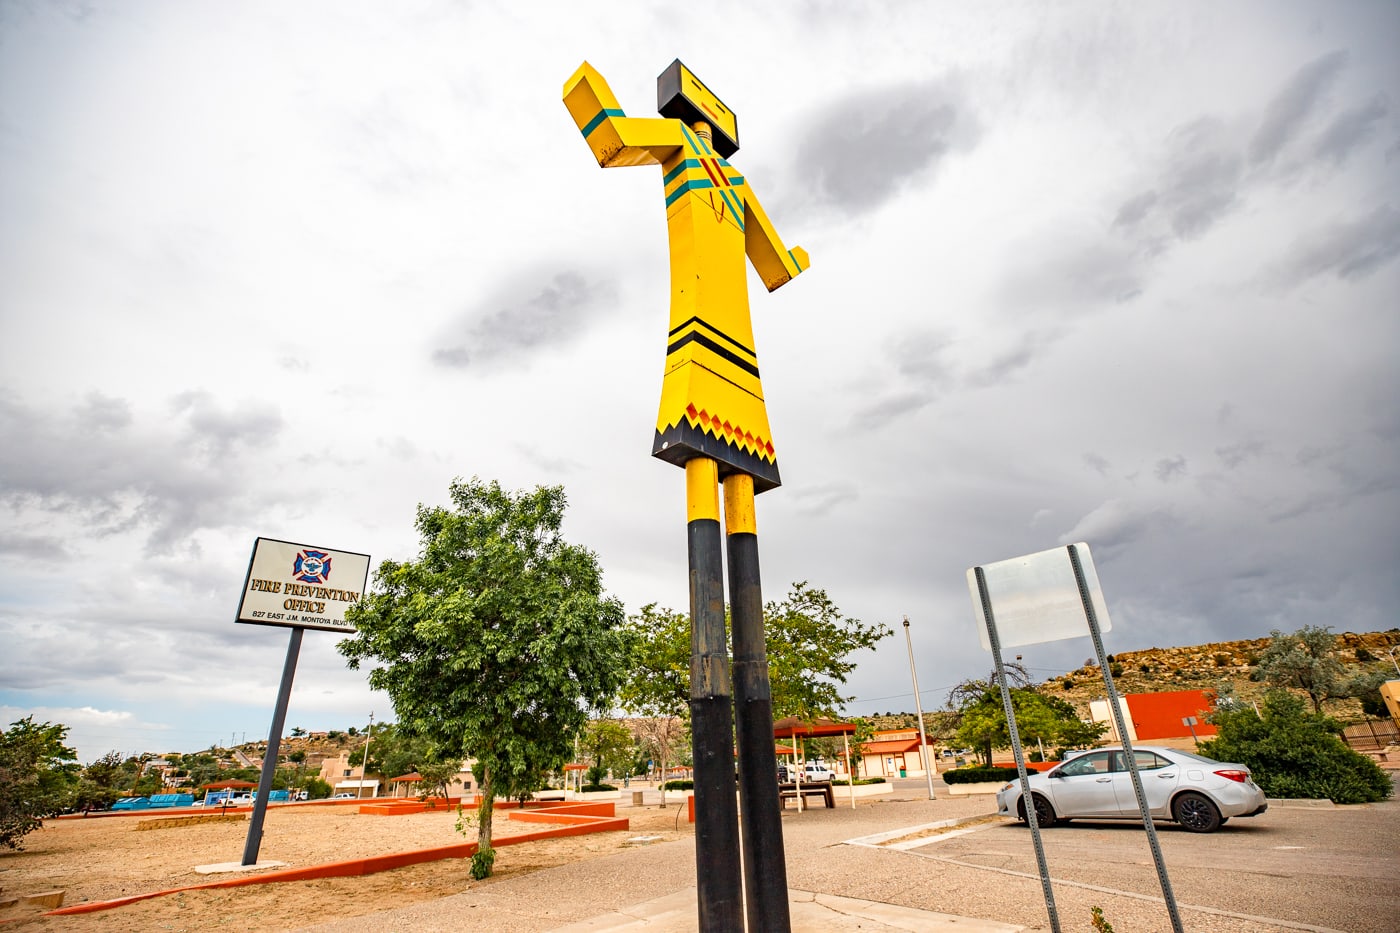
(1018, 794, 1056, 827)
(1173, 791, 1222, 833)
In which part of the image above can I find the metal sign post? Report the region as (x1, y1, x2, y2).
(1182, 716, 1200, 746)
(242, 626, 303, 866)
(968, 542, 1185, 933)
(234, 537, 370, 867)
(973, 568, 1060, 933)
(1066, 544, 1184, 933)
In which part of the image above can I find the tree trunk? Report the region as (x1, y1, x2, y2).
(476, 767, 494, 857)
(658, 749, 667, 807)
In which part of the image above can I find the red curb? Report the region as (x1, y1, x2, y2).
(44, 800, 629, 917)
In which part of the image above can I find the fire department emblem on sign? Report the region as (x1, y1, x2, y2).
(293, 549, 332, 584)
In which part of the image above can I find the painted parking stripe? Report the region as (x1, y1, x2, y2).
(902, 850, 1348, 933)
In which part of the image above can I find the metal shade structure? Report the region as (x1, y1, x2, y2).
(388, 772, 423, 797)
(771, 716, 858, 810)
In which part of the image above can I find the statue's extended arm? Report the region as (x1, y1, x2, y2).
(743, 190, 810, 292)
(564, 62, 685, 167)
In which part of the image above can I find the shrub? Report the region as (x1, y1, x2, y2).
(1355, 647, 1375, 662)
(1201, 690, 1392, 804)
(1139, 663, 1152, 673)
(1062, 678, 1075, 690)
(580, 783, 617, 792)
(942, 766, 1020, 784)
(831, 777, 886, 786)
(1110, 663, 1124, 677)
(470, 846, 495, 880)
(1213, 653, 1231, 667)
(662, 780, 693, 791)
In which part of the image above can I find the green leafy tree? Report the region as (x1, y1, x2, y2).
(338, 478, 630, 879)
(1256, 625, 1347, 713)
(0, 718, 80, 849)
(619, 584, 890, 724)
(302, 777, 332, 799)
(415, 760, 461, 801)
(1201, 690, 1391, 803)
(629, 714, 688, 804)
(949, 667, 1106, 766)
(619, 604, 690, 722)
(1344, 670, 1392, 718)
(764, 583, 891, 720)
(580, 719, 633, 787)
(348, 722, 439, 783)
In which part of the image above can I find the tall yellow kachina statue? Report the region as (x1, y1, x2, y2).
(565, 60, 807, 933)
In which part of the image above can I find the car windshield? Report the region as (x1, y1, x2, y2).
(1169, 749, 1224, 766)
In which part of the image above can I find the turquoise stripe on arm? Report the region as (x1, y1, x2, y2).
(581, 108, 625, 138)
(788, 249, 802, 271)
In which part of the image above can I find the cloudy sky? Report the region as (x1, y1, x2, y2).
(2, 2, 1397, 763)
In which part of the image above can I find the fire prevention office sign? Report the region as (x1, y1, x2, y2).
(235, 537, 371, 633)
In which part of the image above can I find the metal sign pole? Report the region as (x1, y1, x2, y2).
(974, 567, 1060, 933)
(242, 626, 303, 866)
(1066, 545, 1184, 933)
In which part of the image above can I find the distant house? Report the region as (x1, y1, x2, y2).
(856, 728, 938, 779)
(318, 752, 381, 797)
(316, 751, 476, 798)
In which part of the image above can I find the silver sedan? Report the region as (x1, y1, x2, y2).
(995, 745, 1267, 833)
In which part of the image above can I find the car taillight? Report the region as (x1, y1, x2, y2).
(1215, 769, 1249, 783)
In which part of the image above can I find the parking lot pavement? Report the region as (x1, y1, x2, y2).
(848, 794, 1400, 932)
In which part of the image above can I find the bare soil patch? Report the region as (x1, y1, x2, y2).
(0, 800, 693, 931)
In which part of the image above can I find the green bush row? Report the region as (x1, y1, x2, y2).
(831, 777, 886, 786)
(662, 780, 694, 791)
(580, 783, 616, 792)
(942, 766, 1020, 784)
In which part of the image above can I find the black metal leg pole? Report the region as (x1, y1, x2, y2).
(724, 473, 791, 933)
(242, 625, 303, 866)
(686, 459, 744, 932)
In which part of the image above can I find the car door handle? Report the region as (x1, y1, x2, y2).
(1158, 773, 1176, 778)
(1095, 777, 1112, 782)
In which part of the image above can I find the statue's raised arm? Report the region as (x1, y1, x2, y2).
(563, 62, 685, 167)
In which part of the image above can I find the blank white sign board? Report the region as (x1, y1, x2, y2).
(967, 542, 1112, 650)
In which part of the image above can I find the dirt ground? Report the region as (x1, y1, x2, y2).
(0, 799, 693, 932)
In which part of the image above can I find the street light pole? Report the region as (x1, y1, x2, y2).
(1387, 647, 1400, 677)
(902, 617, 936, 800)
(360, 712, 375, 799)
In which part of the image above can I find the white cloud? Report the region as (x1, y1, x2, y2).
(1, 1, 1396, 754)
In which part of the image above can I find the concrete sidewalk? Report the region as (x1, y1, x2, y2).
(550, 886, 1023, 931)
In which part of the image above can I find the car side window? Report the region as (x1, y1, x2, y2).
(1059, 751, 1112, 777)
(1112, 751, 1169, 772)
